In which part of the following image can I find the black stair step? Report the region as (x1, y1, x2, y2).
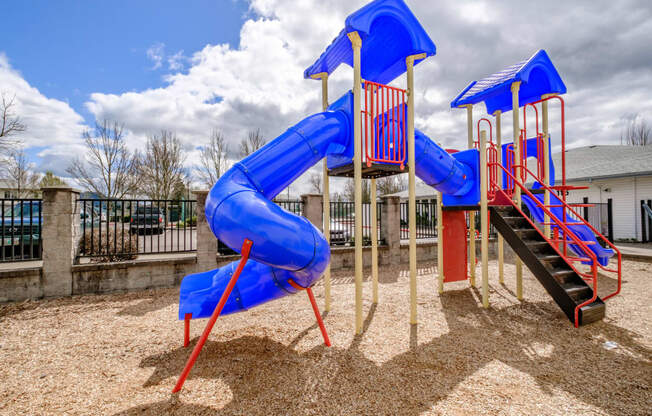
(550, 269, 576, 283)
(561, 282, 592, 300)
(525, 241, 552, 250)
(536, 253, 561, 262)
(514, 228, 539, 238)
(579, 300, 606, 325)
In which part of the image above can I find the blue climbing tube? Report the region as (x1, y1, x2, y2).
(179, 92, 479, 319)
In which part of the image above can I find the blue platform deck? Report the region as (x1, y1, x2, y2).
(304, 0, 436, 85)
(450, 49, 566, 114)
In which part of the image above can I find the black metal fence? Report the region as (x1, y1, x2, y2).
(329, 201, 383, 246)
(77, 199, 196, 261)
(1, 198, 42, 262)
(400, 200, 437, 240)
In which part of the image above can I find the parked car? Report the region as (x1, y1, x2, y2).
(130, 206, 165, 235)
(1, 201, 41, 259)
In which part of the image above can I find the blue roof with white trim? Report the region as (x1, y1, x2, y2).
(450, 49, 566, 114)
(304, 0, 436, 85)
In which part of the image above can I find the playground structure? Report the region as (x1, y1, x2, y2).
(171, 0, 622, 393)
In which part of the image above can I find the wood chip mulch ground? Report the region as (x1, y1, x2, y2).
(0, 259, 650, 415)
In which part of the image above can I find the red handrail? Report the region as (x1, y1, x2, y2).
(362, 80, 407, 168)
(490, 165, 598, 327)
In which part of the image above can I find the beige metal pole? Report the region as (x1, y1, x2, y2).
(371, 177, 378, 303)
(437, 190, 444, 294)
(480, 130, 489, 308)
(463, 104, 476, 287)
(311, 72, 331, 311)
(406, 53, 425, 325)
(511, 81, 523, 300)
(494, 110, 504, 284)
(348, 31, 363, 333)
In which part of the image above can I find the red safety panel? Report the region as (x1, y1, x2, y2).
(442, 211, 468, 283)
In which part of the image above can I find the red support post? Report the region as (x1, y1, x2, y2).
(183, 313, 191, 348)
(172, 239, 253, 393)
(287, 279, 331, 347)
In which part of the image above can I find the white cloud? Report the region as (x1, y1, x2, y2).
(146, 42, 165, 70)
(0, 53, 86, 176)
(4, 0, 649, 194)
(167, 50, 187, 71)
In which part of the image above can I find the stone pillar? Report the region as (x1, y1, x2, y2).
(381, 195, 401, 264)
(193, 190, 218, 271)
(301, 194, 324, 231)
(41, 186, 79, 297)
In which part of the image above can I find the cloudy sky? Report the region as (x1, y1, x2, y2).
(2, 0, 652, 194)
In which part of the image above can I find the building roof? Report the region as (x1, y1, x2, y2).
(382, 181, 437, 199)
(552, 145, 652, 183)
(450, 49, 566, 115)
(304, 0, 436, 85)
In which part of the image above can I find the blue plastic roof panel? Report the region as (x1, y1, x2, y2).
(450, 50, 567, 114)
(304, 0, 436, 85)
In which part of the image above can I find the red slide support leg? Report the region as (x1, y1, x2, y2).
(172, 239, 253, 393)
(288, 279, 331, 347)
(183, 313, 192, 347)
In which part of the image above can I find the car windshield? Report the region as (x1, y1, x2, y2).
(8, 202, 41, 218)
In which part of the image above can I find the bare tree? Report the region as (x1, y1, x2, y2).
(343, 178, 371, 203)
(197, 129, 229, 187)
(377, 175, 406, 196)
(0, 92, 26, 153)
(66, 120, 140, 199)
(138, 130, 188, 200)
(309, 171, 322, 194)
(3, 148, 40, 198)
(621, 114, 651, 146)
(239, 128, 266, 157)
(39, 171, 67, 187)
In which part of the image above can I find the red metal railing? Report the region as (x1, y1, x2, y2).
(489, 161, 622, 326)
(362, 80, 407, 168)
(475, 118, 499, 199)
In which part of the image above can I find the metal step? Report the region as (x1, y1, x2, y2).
(561, 282, 592, 300)
(550, 268, 576, 283)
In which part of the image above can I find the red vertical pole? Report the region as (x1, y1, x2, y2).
(172, 239, 253, 393)
(287, 279, 331, 347)
(375, 84, 379, 161)
(183, 313, 191, 347)
(306, 288, 331, 347)
(392, 88, 396, 162)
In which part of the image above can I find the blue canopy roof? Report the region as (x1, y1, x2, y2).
(450, 49, 567, 114)
(304, 0, 436, 85)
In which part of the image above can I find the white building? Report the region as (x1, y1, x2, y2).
(382, 145, 652, 242)
(554, 145, 652, 241)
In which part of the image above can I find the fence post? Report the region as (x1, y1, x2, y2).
(582, 197, 589, 221)
(381, 195, 401, 264)
(41, 186, 79, 297)
(641, 200, 647, 243)
(301, 194, 323, 231)
(607, 198, 614, 242)
(193, 190, 218, 271)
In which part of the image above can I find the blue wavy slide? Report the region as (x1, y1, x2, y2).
(521, 187, 614, 267)
(178, 92, 479, 320)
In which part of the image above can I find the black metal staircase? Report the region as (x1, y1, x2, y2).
(490, 205, 605, 325)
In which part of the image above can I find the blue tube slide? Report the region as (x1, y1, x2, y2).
(179, 92, 478, 320)
(522, 189, 614, 267)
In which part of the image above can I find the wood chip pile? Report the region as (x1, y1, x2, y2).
(0, 260, 650, 415)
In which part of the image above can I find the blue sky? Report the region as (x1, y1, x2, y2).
(3, 0, 248, 123)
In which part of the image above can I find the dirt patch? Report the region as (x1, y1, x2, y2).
(0, 260, 650, 415)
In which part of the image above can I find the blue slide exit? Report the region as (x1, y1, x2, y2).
(178, 91, 479, 320)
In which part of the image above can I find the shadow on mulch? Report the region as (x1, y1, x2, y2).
(119, 290, 651, 416)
